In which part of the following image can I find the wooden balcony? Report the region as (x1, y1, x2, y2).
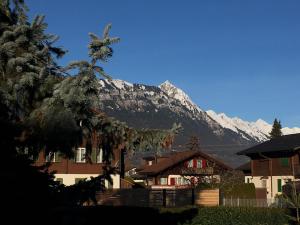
(181, 167, 214, 175)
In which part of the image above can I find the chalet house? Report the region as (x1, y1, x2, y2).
(237, 133, 300, 199)
(138, 150, 231, 188)
(35, 146, 125, 189)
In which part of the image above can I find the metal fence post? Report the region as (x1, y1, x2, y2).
(163, 189, 167, 207)
(191, 188, 195, 205)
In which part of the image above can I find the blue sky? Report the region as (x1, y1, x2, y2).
(26, 0, 300, 127)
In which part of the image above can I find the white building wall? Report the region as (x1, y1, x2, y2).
(55, 174, 120, 189)
(245, 175, 295, 199)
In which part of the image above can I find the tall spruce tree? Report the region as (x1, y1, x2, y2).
(269, 118, 282, 139)
(0, 0, 181, 217)
(0, 0, 180, 161)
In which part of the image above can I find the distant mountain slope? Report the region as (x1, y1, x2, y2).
(206, 110, 300, 141)
(97, 79, 300, 166)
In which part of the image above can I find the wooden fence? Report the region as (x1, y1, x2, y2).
(96, 188, 290, 208)
(196, 189, 219, 206)
(221, 197, 289, 208)
(96, 188, 220, 207)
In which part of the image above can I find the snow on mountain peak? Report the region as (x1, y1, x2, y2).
(98, 79, 133, 90)
(206, 110, 300, 142)
(110, 79, 133, 89)
(98, 78, 300, 143)
(159, 80, 202, 112)
(207, 110, 269, 141)
(161, 80, 173, 86)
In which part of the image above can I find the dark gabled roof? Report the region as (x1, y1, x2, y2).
(237, 133, 300, 156)
(139, 150, 231, 176)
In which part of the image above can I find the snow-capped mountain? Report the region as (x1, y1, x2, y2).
(159, 80, 203, 113)
(97, 79, 300, 166)
(206, 111, 300, 142)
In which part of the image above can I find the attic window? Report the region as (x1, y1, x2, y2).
(187, 160, 193, 168)
(76, 148, 86, 163)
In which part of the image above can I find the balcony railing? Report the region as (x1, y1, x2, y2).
(181, 167, 214, 175)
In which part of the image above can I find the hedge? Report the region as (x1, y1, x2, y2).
(44, 205, 289, 225)
(221, 183, 256, 199)
(181, 207, 289, 225)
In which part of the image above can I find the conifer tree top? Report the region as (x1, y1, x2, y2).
(269, 118, 282, 139)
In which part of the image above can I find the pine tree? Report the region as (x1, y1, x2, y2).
(269, 118, 282, 139)
(0, 0, 180, 161)
(0, 0, 181, 196)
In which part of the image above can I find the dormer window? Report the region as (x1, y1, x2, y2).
(76, 147, 86, 163)
(45, 152, 59, 162)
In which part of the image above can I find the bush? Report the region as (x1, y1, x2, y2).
(182, 207, 288, 225)
(221, 183, 256, 199)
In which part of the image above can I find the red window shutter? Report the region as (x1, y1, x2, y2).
(170, 178, 175, 185)
(193, 159, 197, 168)
(202, 160, 206, 168)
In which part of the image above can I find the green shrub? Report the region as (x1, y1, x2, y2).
(182, 207, 288, 225)
(222, 183, 256, 199)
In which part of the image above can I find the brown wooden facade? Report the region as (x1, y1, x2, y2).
(250, 154, 300, 177)
(34, 147, 124, 176)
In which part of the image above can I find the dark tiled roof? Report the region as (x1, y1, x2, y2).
(237, 133, 300, 156)
(139, 150, 231, 175)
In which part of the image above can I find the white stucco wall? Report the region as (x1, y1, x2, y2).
(55, 174, 120, 189)
(245, 175, 295, 199)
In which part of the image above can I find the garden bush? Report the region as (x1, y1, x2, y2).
(182, 207, 289, 225)
(221, 183, 256, 199)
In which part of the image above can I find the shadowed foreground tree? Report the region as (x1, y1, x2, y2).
(0, 1, 181, 223)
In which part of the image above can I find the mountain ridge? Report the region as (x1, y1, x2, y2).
(97, 79, 300, 166)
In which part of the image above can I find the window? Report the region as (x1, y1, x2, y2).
(280, 158, 289, 167)
(188, 160, 193, 168)
(197, 160, 202, 168)
(45, 152, 60, 162)
(76, 148, 86, 163)
(247, 178, 250, 183)
(278, 179, 282, 192)
(148, 160, 153, 166)
(96, 148, 103, 163)
(56, 178, 63, 184)
(183, 177, 189, 184)
(160, 177, 167, 185)
(176, 177, 184, 185)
